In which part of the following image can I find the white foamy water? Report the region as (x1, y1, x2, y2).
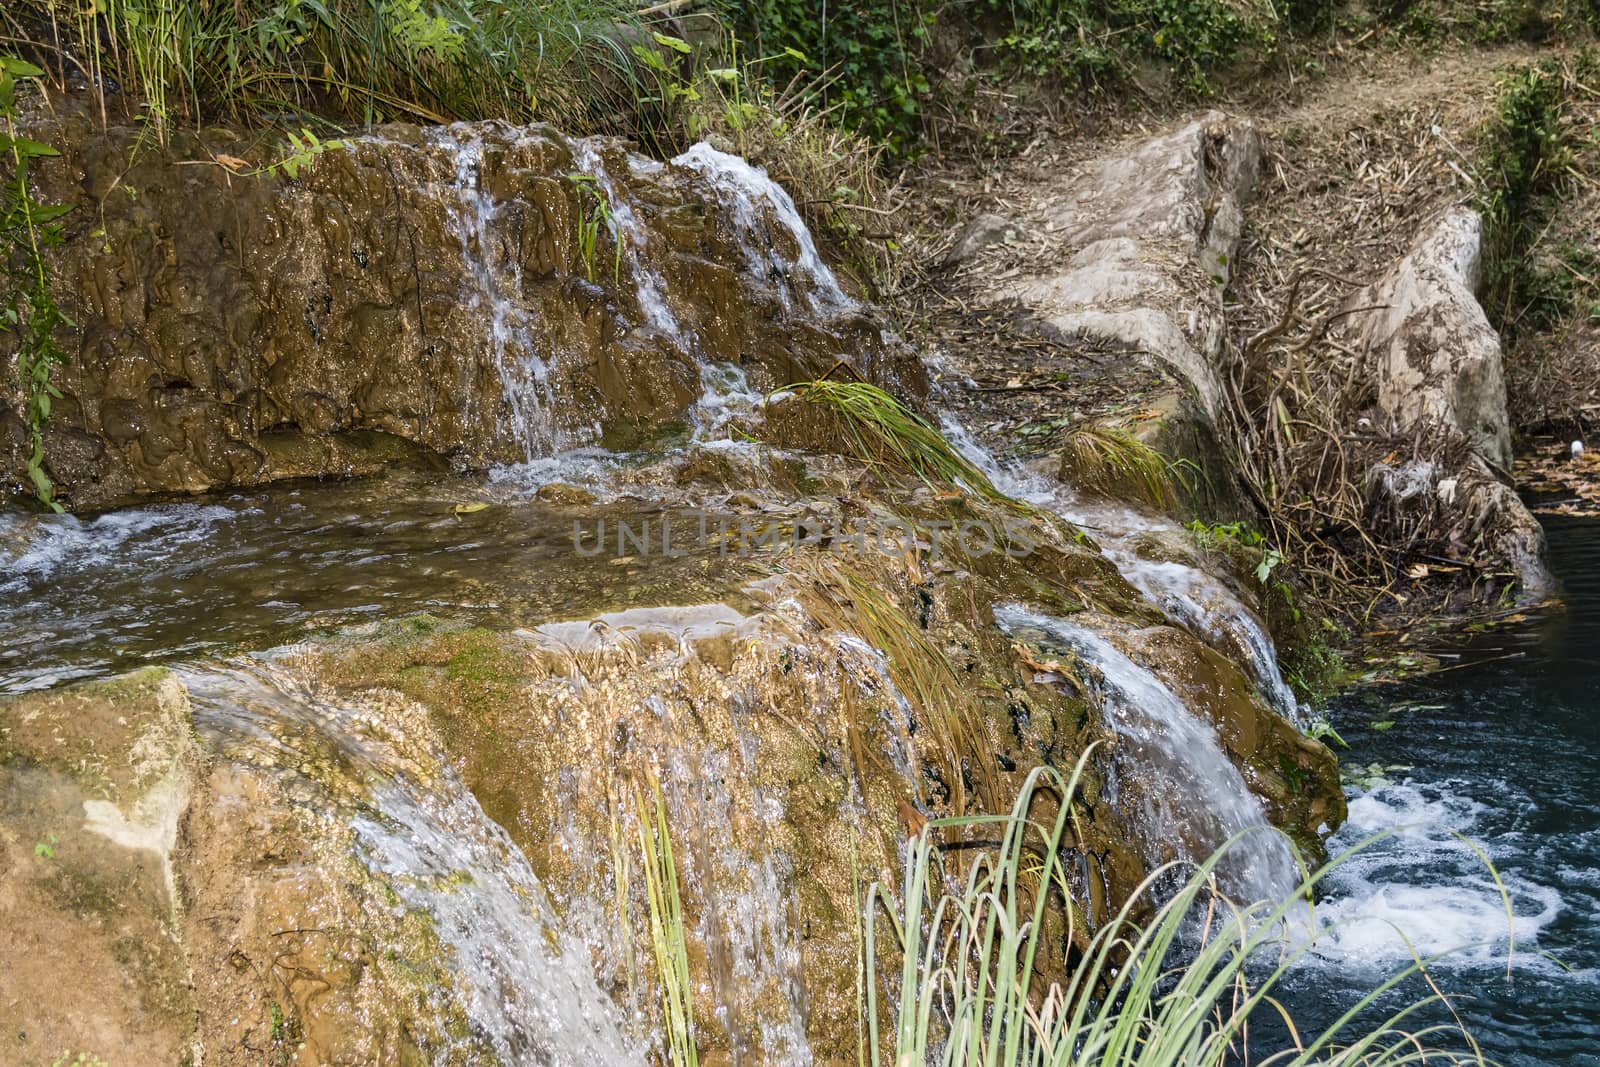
(692, 362, 764, 444)
(0, 504, 236, 591)
(996, 605, 1301, 903)
(672, 142, 853, 316)
(1293, 780, 1566, 972)
(1121, 558, 1307, 728)
(485, 447, 627, 500)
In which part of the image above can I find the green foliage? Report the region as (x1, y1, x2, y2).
(34, 831, 57, 858)
(272, 127, 347, 180)
(1477, 55, 1599, 340)
(739, 0, 932, 150)
(1, 54, 72, 511)
(968, 0, 1254, 94)
(736, 0, 1264, 149)
(50, 1053, 108, 1067)
(1062, 424, 1194, 512)
(567, 174, 622, 285)
(781, 379, 1026, 510)
(865, 751, 1493, 1067)
(10, 0, 654, 134)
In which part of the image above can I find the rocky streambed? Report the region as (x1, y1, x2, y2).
(0, 97, 1547, 1065)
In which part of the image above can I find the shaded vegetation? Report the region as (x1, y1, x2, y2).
(1477, 53, 1600, 340)
(0, 54, 69, 510)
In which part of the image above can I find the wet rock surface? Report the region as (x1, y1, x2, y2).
(0, 116, 918, 509)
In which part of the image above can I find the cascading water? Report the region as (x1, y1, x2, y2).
(571, 140, 686, 346)
(438, 129, 562, 459)
(671, 143, 853, 317)
(939, 415, 1309, 729)
(995, 604, 1301, 903)
(182, 658, 642, 1066)
(1118, 558, 1307, 728)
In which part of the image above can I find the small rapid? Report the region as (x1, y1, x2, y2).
(996, 604, 1301, 904)
(1268, 510, 1600, 1065)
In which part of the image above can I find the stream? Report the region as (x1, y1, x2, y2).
(1276, 509, 1600, 1065)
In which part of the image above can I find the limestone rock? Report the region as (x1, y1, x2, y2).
(1349, 208, 1513, 469)
(1006, 111, 1263, 418)
(1346, 209, 1553, 594)
(944, 211, 1021, 264)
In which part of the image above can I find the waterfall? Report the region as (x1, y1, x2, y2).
(671, 142, 853, 317)
(183, 660, 640, 1066)
(571, 140, 687, 346)
(939, 415, 1308, 729)
(440, 130, 562, 459)
(995, 605, 1301, 904)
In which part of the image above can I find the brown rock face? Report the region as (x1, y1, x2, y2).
(2, 116, 919, 508)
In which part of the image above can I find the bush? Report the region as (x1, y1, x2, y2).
(736, 0, 932, 151)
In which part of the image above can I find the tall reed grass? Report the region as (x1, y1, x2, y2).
(2, 0, 652, 138)
(866, 750, 1492, 1067)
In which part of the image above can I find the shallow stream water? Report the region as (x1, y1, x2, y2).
(4, 464, 1598, 1060)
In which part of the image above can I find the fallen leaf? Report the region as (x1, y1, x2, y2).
(214, 153, 250, 172)
(453, 502, 490, 516)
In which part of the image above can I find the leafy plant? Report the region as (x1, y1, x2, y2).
(7, 0, 654, 135)
(567, 174, 623, 285)
(739, 0, 933, 151)
(1478, 55, 1593, 337)
(50, 1053, 108, 1067)
(34, 831, 57, 858)
(1, 54, 72, 511)
(866, 751, 1494, 1067)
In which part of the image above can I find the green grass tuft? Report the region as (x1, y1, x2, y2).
(866, 748, 1496, 1067)
(1062, 424, 1193, 512)
(781, 380, 1028, 512)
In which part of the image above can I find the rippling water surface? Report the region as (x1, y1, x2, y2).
(1275, 511, 1600, 1065)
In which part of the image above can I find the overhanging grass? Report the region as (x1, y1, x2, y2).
(867, 749, 1495, 1067)
(781, 379, 1029, 512)
(1062, 424, 1194, 513)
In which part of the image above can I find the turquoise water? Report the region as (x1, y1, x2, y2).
(1276, 511, 1600, 1064)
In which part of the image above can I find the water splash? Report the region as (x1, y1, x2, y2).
(691, 362, 765, 445)
(996, 605, 1301, 903)
(1294, 779, 1564, 970)
(671, 143, 853, 316)
(182, 659, 640, 1066)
